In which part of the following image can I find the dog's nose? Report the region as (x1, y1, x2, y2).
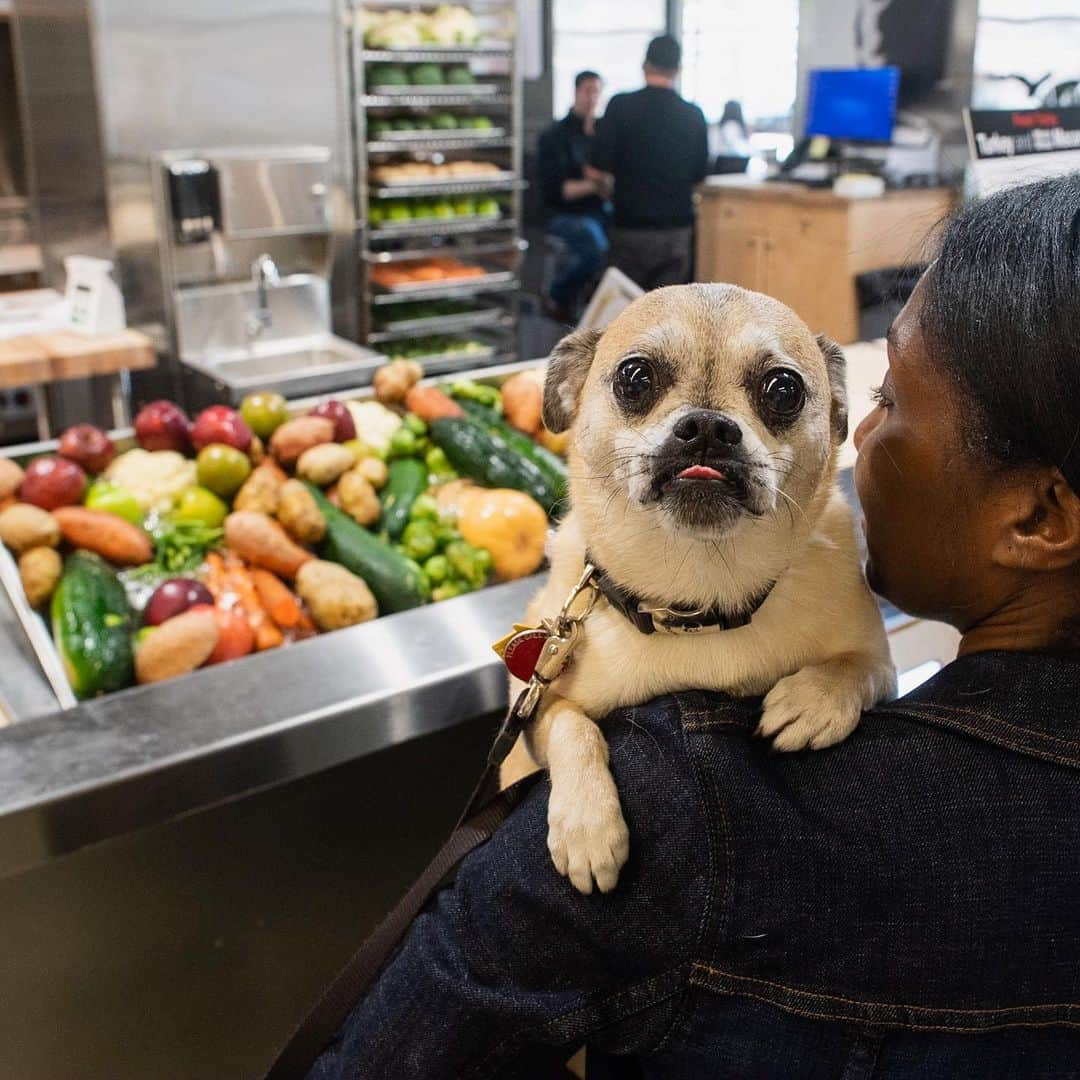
(672, 410, 743, 454)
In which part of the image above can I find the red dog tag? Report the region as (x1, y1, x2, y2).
(501, 628, 549, 681)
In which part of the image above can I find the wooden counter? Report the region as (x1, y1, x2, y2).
(695, 177, 955, 343)
(0, 328, 156, 437)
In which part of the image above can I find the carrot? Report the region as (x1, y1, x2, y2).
(223, 553, 284, 651)
(52, 507, 153, 566)
(403, 384, 464, 422)
(202, 551, 229, 604)
(251, 568, 310, 631)
(223, 511, 313, 580)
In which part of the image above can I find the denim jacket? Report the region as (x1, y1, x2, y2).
(309, 650, 1080, 1079)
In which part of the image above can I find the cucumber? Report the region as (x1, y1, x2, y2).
(51, 551, 134, 698)
(380, 457, 429, 541)
(456, 399, 568, 504)
(304, 482, 427, 614)
(429, 417, 561, 515)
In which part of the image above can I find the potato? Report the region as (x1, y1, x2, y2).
(500, 370, 543, 435)
(355, 456, 388, 491)
(0, 459, 24, 501)
(296, 443, 357, 488)
(276, 479, 326, 545)
(373, 359, 423, 405)
(249, 433, 266, 466)
(0, 503, 61, 554)
(234, 460, 287, 515)
(269, 416, 335, 469)
(338, 468, 381, 527)
(296, 559, 377, 631)
(135, 607, 219, 684)
(18, 546, 62, 608)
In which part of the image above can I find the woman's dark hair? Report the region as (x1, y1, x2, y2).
(920, 171, 1080, 492)
(720, 99, 747, 135)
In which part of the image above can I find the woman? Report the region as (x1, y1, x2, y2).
(711, 99, 751, 174)
(308, 173, 1080, 1078)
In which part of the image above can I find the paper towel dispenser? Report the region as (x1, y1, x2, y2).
(165, 146, 331, 242)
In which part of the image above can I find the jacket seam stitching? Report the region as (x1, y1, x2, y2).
(690, 962, 1080, 1016)
(647, 697, 732, 1055)
(686, 981, 1080, 1035)
(886, 706, 1080, 769)
(905, 699, 1080, 749)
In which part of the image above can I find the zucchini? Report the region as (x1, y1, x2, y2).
(304, 482, 427, 613)
(455, 399, 568, 503)
(51, 551, 134, 698)
(429, 417, 561, 515)
(380, 457, 429, 541)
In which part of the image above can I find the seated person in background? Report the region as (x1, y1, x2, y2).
(538, 70, 610, 323)
(590, 35, 708, 291)
(711, 98, 752, 174)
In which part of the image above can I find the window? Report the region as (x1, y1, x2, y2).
(551, 0, 667, 118)
(680, 0, 799, 128)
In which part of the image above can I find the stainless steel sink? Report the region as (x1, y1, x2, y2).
(185, 336, 385, 400)
(174, 273, 385, 401)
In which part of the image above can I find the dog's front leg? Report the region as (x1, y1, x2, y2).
(525, 694, 630, 895)
(758, 650, 896, 751)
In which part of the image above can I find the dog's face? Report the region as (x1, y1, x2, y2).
(544, 284, 847, 543)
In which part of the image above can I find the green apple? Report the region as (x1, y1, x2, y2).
(174, 486, 228, 528)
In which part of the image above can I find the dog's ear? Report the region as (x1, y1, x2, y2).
(816, 333, 848, 443)
(542, 327, 602, 433)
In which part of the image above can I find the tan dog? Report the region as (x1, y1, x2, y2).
(501, 284, 895, 894)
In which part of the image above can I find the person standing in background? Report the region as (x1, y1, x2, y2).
(712, 98, 752, 174)
(538, 70, 609, 323)
(590, 35, 708, 290)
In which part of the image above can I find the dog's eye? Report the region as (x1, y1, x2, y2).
(759, 369, 805, 418)
(614, 357, 654, 405)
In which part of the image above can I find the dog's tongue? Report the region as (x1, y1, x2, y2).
(678, 464, 726, 481)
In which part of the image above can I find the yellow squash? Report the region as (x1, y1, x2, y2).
(437, 481, 548, 581)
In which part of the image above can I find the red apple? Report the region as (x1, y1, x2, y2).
(310, 399, 356, 442)
(191, 405, 252, 453)
(134, 400, 192, 453)
(20, 455, 87, 510)
(144, 578, 215, 626)
(58, 423, 116, 474)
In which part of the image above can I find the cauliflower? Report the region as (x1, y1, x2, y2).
(346, 400, 403, 455)
(105, 449, 198, 512)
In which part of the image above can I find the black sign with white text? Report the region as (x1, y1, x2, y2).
(964, 107, 1080, 161)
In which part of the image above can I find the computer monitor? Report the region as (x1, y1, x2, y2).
(805, 67, 901, 144)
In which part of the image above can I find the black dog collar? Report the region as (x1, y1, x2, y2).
(585, 552, 775, 636)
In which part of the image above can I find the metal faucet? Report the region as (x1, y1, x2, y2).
(247, 253, 280, 337)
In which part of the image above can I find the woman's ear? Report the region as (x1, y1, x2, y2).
(542, 328, 602, 433)
(991, 468, 1080, 572)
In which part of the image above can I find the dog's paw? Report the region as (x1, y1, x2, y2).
(547, 769, 630, 895)
(758, 665, 865, 752)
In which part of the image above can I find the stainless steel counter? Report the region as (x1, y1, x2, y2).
(0, 571, 540, 880)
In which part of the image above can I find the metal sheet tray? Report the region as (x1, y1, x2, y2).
(369, 305, 506, 340)
(367, 82, 499, 97)
(371, 268, 517, 298)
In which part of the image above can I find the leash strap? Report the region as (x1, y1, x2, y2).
(264, 747, 540, 1079)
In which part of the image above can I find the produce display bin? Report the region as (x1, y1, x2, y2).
(0, 358, 549, 873)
